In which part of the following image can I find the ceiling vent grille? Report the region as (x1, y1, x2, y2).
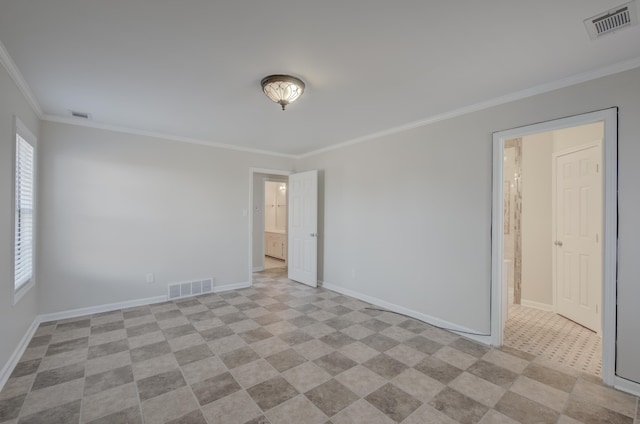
(584, 1, 638, 39)
(70, 110, 91, 119)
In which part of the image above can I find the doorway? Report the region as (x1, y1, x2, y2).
(502, 124, 603, 376)
(263, 180, 288, 270)
(491, 108, 618, 386)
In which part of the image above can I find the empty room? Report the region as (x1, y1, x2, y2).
(1, 1, 640, 424)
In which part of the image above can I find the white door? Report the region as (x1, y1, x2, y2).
(288, 170, 318, 287)
(554, 143, 602, 333)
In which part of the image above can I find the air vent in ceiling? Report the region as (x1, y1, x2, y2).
(70, 110, 91, 119)
(584, 1, 638, 40)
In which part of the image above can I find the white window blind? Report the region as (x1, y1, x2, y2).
(15, 133, 34, 290)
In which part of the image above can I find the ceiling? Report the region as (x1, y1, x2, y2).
(1, 1, 639, 157)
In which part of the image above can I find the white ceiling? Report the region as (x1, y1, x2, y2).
(1, 1, 639, 156)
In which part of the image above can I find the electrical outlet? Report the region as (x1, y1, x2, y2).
(146, 273, 155, 283)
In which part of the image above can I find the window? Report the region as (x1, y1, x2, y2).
(13, 118, 36, 303)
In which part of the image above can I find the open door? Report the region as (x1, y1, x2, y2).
(554, 142, 603, 333)
(288, 170, 318, 287)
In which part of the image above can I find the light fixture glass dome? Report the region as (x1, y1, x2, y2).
(261, 75, 305, 111)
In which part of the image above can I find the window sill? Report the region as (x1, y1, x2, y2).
(13, 279, 35, 305)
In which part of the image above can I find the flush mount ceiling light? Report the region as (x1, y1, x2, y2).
(261, 74, 305, 111)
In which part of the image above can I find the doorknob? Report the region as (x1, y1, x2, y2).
(310, 233, 319, 237)
(554, 240, 563, 246)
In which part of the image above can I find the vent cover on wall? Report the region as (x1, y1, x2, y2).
(584, 1, 638, 39)
(168, 278, 214, 300)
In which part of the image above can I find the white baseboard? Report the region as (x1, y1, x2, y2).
(38, 295, 168, 323)
(521, 299, 554, 312)
(321, 281, 492, 346)
(214, 281, 251, 293)
(614, 376, 640, 397)
(0, 317, 41, 391)
(253, 266, 265, 272)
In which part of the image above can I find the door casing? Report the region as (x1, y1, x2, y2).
(491, 108, 617, 386)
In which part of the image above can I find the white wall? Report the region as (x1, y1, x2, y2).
(0, 65, 40, 375)
(296, 67, 640, 383)
(521, 132, 554, 306)
(38, 122, 294, 313)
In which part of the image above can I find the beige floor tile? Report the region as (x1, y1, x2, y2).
(266, 394, 327, 424)
(127, 330, 166, 350)
(88, 329, 127, 347)
(201, 390, 262, 424)
(250, 336, 290, 358)
(483, 348, 530, 374)
(141, 386, 199, 424)
(384, 344, 427, 367)
(231, 358, 279, 388)
(331, 399, 395, 424)
(37, 349, 88, 372)
(432, 345, 478, 370)
(449, 372, 506, 407)
(85, 350, 131, 376)
(132, 353, 179, 381)
(510, 375, 568, 412)
(282, 362, 332, 393)
(478, 409, 520, 424)
(335, 365, 388, 397)
(20, 378, 84, 416)
(207, 334, 248, 355)
(80, 382, 138, 423)
(180, 356, 227, 385)
(338, 341, 380, 363)
(167, 333, 205, 351)
(0, 375, 34, 400)
(402, 404, 459, 424)
(294, 339, 334, 361)
(392, 368, 445, 403)
(571, 378, 637, 418)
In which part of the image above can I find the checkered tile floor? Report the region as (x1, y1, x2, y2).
(1, 268, 638, 424)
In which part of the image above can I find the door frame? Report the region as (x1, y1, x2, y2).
(490, 108, 617, 386)
(248, 168, 293, 285)
(551, 140, 603, 334)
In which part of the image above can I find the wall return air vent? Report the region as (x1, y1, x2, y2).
(168, 278, 214, 300)
(584, 1, 638, 40)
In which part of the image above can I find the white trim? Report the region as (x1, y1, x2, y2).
(38, 295, 167, 323)
(300, 57, 640, 159)
(520, 299, 554, 312)
(614, 376, 640, 397)
(321, 281, 492, 346)
(42, 114, 296, 159)
(0, 40, 43, 117)
(253, 266, 265, 272)
(214, 282, 251, 292)
(0, 317, 40, 391)
(11, 117, 38, 305)
(248, 168, 292, 285)
(491, 108, 618, 386)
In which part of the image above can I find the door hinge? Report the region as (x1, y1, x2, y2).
(596, 304, 598, 313)
(596, 234, 599, 242)
(596, 163, 599, 173)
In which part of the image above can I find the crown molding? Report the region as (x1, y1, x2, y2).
(0, 40, 43, 118)
(298, 56, 640, 159)
(41, 114, 297, 159)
